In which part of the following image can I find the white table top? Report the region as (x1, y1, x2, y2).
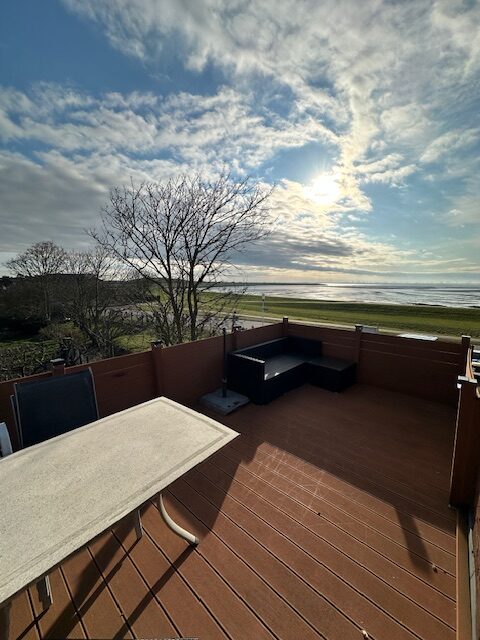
(0, 397, 239, 605)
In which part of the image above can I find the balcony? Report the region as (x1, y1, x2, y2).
(1, 321, 477, 640)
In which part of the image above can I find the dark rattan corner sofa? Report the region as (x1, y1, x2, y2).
(227, 336, 356, 405)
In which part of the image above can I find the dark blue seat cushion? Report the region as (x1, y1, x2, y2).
(14, 369, 98, 448)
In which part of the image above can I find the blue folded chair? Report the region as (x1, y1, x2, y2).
(12, 368, 99, 448)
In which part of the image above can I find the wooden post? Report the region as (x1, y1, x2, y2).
(455, 509, 473, 640)
(151, 341, 164, 397)
(449, 375, 480, 507)
(50, 358, 65, 376)
(354, 325, 363, 364)
(282, 317, 289, 337)
(460, 335, 471, 375)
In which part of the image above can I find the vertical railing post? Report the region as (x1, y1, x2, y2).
(449, 375, 480, 507)
(460, 335, 471, 374)
(231, 327, 238, 352)
(151, 341, 164, 397)
(282, 317, 289, 337)
(50, 358, 65, 376)
(354, 325, 363, 364)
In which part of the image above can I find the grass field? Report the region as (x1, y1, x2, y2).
(231, 293, 480, 340)
(2, 295, 479, 358)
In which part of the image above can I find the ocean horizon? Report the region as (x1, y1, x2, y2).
(217, 282, 480, 308)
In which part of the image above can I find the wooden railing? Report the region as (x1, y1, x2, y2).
(450, 343, 480, 508)
(449, 341, 479, 640)
(288, 322, 466, 405)
(0, 323, 284, 450)
(0, 321, 469, 452)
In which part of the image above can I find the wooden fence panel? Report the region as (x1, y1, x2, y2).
(0, 322, 467, 450)
(0, 351, 156, 450)
(287, 323, 357, 360)
(287, 322, 464, 405)
(234, 323, 283, 350)
(160, 334, 225, 405)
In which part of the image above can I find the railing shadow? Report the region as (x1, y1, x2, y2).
(32, 381, 456, 639)
(177, 382, 456, 581)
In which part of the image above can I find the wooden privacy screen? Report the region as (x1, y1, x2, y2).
(0, 323, 283, 451)
(356, 332, 465, 405)
(0, 321, 466, 451)
(288, 322, 465, 406)
(0, 350, 157, 451)
(450, 345, 480, 508)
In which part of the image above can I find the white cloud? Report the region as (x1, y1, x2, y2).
(2, 1, 480, 278)
(420, 128, 480, 164)
(60, 1, 478, 165)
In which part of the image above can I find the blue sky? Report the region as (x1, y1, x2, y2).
(0, 0, 479, 282)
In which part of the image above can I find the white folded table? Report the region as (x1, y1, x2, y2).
(0, 397, 239, 617)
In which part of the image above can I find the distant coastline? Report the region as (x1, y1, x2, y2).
(213, 282, 480, 309)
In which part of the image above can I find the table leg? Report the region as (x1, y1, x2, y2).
(0, 600, 11, 640)
(133, 509, 143, 540)
(158, 493, 199, 545)
(36, 575, 52, 609)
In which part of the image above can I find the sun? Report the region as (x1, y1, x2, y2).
(304, 172, 341, 205)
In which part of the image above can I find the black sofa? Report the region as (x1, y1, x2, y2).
(227, 336, 356, 404)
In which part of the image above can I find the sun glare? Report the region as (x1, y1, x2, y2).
(304, 172, 341, 205)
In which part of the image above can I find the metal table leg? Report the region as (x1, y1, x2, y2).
(0, 576, 51, 639)
(158, 493, 199, 545)
(36, 575, 52, 609)
(133, 509, 143, 540)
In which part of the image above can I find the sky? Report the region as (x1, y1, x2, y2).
(0, 0, 479, 283)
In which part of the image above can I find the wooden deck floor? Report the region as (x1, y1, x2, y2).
(9, 383, 457, 640)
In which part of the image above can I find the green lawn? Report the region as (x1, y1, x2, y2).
(3, 296, 479, 358)
(116, 330, 156, 352)
(231, 294, 480, 340)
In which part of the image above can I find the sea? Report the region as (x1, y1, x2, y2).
(219, 283, 480, 308)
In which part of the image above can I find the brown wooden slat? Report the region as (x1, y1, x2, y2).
(455, 510, 473, 640)
(215, 439, 456, 575)
(88, 528, 177, 639)
(210, 448, 456, 598)
(61, 546, 132, 639)
(70, 350, 154, 375)
(239, 386, 455, 483)
(156, 493, 321, 640)
(358, 354, 459, 404)
(112, 514, 229, 640)
(197, 455, 456, 625)
(140, 502, 275, 640)
(359, 332, 461, 353)
(29, 568, 86, 640)
(170, 477, 360, 639)
(184, 466, 455, 639)
(165, 484, 418, 640)
(225, 434, 456, 552)
(243, 401, 453, 505)
(231, 412, 454, 522)
(286, 390, 454, 476)
(7, 591, 39, 640)
(234, 323, 283, 349)
(237, 400, 454, 534)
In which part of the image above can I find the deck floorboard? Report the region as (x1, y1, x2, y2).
(8, 383, 457, 640)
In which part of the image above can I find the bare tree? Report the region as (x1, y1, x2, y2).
(6, 241, 67, 321)
(63, 247, 136, 358)
(91, 171, 273, 345)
